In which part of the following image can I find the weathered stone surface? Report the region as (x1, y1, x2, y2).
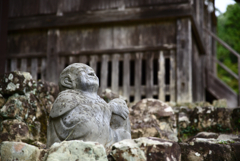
(0, 71, 58, 146)
(231, 108, 240, 131)
(0, 119, 31, 143)
(0, 94, 6, 108)
(0, 141, 41, 161)
(177, 106, 234, 141)
(181, 132, 240, 161)
(46, 140, 108, 161)
(130, 99, 177, 142)
(109, 137, 181, 161)
(0, 71, 33, 95)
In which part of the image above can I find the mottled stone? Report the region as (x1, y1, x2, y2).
(0, 141, 41, 161)
(0, 94, 6, 108)
(0, 71, 58, 146)
(178, 106, 233, 140)
(181, 132, 240, 161)
(130, 98, 177, 142)
(0, 71, 33, 95)
(109, 137, 181, 161)
(0, 119, 31, 143)
(46, 140, 108, 161)
(47, 63, 131, 148)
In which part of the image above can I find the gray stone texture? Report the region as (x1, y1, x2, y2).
(0, 71, 58, 147)
(108, 137, 181, 161)
(47, 140, 108, 161)
(129, 98, 178, 142)
(0, 141, 46, 161)
(180, 132, 240, 161)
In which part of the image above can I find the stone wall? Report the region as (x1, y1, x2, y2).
(0, 71, 58, 148)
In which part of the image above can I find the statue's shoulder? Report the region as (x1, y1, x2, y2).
(50, 89, 82, 118)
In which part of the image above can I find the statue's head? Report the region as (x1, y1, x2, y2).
(59, 63, 99, 92)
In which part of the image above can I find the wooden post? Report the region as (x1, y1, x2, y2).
(10, 59, 17, 71)
(170, 50, 176, 102)
(176, 18, 192, 103)
(0, 0, 8, 75)
(238, 57, 240, 106)
(31, 58, 38, 80)
(20, 59, 27, 72)
(146, 52, 154, 98)
(158, 51, 165, 101)
(41, 58, 46, 81)
(123, 54, 130, 101)
(100, 55, 109, 93)
(90, 55, 98, 73)
(111, 54, 120, 93)
(134, 52, 143, 102)
(46, 29, 60, 84)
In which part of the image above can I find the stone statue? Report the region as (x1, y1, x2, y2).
(47, 63, 131, 148)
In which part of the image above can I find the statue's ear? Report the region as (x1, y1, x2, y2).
(61, 74, 73, 89)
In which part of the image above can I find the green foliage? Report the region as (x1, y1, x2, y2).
(217, 3, 240, 93)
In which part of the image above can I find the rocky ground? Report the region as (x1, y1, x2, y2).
(0, 71, 240, 161)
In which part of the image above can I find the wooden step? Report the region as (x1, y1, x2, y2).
(206, 71, 238, 108)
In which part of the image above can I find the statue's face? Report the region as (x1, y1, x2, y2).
(75, 65, 99, 91)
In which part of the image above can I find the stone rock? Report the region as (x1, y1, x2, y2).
(0, 71, 34, 95)
(130, 98, 177, 142)
(46, 140, 108, 161)
(100, 88, 127, 103)
(0, 71, 58, 146)
(181, 132, 240, 161)
(0, 94, 6, 108)
(0, 141, 42, 161)
(109, 137, 181, 161)
(0, 119, 31, 143)
(212, 99, 228, 108)
(178, 106, 233, 140)
(231, 108, 240, 131)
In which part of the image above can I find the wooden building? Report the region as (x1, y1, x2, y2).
(4, 0, 239, 107)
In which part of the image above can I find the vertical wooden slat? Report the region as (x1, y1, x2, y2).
(5, 61, 8, 72)
(79, 55, 88, 64)
(111, 54, 120, 93)
(20, 58, 27, 71)
(123, 53, 130, 101)
(146, 52, 154, 98)
(100, 55, 109, 93)
(134, 52, 143, 102)
(10, 59, 17, 71)
(41, 58, 46, 81)
(158, 51, 165, 101)
(170, 50, 176, 102)
(59, 57, 66, 72)
(31, 58, 38, 80)
(90, 55, 98, 72)
(176, 18, 192, 103)
(69, 56, 74, 64)
(46, 29, 59, 84)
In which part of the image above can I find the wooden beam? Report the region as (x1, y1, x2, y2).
(8, 4, 192, 31)
(176, 18, 192, 103)
(46, 29, 60, 84)
(0, 0, 8, 75)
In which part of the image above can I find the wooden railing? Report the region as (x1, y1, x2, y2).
(204, 28, 240, 105)
(6, 48, 176, 103)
